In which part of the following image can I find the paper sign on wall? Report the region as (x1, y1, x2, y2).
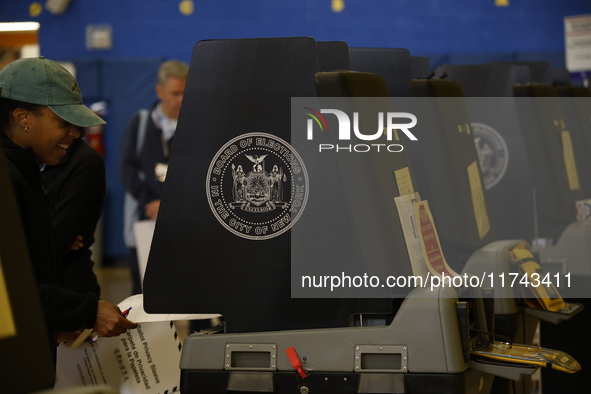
(565, 14, 591, 72)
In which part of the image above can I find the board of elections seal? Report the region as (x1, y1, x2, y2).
(472, 122, 509, 190)
(206, 132, 309, 240)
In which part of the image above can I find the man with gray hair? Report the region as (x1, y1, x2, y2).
(120, 60, 189, 294)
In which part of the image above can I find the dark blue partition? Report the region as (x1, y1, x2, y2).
(349, 47, 411, 97)
(143, 38, 394, 332)
(317, 41, 350, 72)
(436, 64, 536, 242)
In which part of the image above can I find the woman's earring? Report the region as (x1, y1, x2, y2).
(23, 126, 29, 133)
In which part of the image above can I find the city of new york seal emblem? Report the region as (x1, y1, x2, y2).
(206, 132, 309, 240)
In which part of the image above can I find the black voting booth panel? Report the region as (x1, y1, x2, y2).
(437, 64, 530, 97)
(410, 56, 432, 80)
(493, 61, 553, 85)
(142, 37, 394, 333)
(178, 65, 502, 394)
(0, 146, 56, 393)
(513, 84, 584, 241)
(314, 70, 416, 296)
(552, 67, 572, 87)
(315, 70, 390, 97)
(435, 64, 536, 243)
(349, 48, 412, 97)
(557, 85, 591, 199)
(408, 79, 497, 272)
(513, 84, 591, 394)
(317, 41, 350, 72)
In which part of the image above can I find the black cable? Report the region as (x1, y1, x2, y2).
(470, 327, 513, 345)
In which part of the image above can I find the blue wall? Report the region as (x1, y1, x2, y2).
(3, 1, 591, 60)
(2, 0, 591, 260)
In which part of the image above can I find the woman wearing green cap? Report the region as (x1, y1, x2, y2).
(0, 57, 138, 361)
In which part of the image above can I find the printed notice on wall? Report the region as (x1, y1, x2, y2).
(55, 321, 182, 393)
(565, 14, 591, 72)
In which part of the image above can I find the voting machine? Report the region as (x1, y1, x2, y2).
(430, 63, 589, 392)
(141, 37, 530, 394)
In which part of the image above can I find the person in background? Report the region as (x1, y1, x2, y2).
(119, 60, 189, 294)
(0, 57, 137, 361)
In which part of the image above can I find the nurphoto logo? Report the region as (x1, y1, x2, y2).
(303, 107, 418, 153)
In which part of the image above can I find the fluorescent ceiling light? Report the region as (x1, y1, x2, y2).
(0, 22, 41, 32)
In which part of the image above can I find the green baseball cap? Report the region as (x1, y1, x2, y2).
(0, 56, 105, 127)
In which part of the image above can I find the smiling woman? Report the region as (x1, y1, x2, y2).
(0, 56, 138, 366)
(2, 104, 81, 165)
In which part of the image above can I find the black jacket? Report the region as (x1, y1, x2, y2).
(0, 134, 98, 340)
(41, 138, 104, 297)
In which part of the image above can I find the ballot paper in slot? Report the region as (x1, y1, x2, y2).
(414, 199, 460, 278)
(395, 192, 428, 279)
(396, 196, 461, 281)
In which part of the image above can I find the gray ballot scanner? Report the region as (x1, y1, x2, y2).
(428, 64, 589, 392)
(141, 38, 535, 394)
(407, 77, 583, 394)
(512, 82, 591, 393)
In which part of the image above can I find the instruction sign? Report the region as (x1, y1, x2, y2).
(565, 14, 591, 72)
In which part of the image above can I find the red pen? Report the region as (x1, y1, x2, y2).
(121, 307, 132, 317)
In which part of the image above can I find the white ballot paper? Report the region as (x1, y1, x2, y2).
(114, 294, 221, 324)
(55, 321, 181, 393)
(69, 294, 220, 351)
(56, 295, 221, 393)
